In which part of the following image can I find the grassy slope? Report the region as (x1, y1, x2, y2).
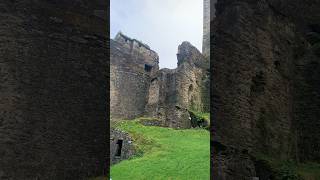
(110, 119, 210, 180)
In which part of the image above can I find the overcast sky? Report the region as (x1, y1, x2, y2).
(110, 0, 203, 69)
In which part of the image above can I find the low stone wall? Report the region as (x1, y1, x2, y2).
(110, 128, 135, 165)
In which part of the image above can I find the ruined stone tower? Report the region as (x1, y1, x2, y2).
(0, 1, 108, 179)
(110, 1, 210, 128)
(145, 41, 209, 128)
(110, 32, 159, 120)
(110, 32, 208, 128)
(203, 0, 217, 59)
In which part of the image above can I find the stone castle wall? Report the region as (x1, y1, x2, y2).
(109, 1, 211, 165)
(110, 0, 211, 127)
(211, 0, 320, 179)
(110, 34, 209, 129)
(145, 42, 209, 128)
(0, 1, 108, 179)
(110, 128, 135, 165)
(110, 33, 159, 120)
(202, 0, 217, 58)
(114, 32, 159, 72)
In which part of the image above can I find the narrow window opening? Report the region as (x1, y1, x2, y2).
(144, 64, 152, 72)
(115, 139, 123, 157)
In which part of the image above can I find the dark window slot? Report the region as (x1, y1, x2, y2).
(145, 64, 153, 72)
(115, 139, 123, 157)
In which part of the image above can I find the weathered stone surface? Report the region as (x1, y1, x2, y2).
(212, 141, 256, 180)
(110, 128, 135, 165)
(110, 33, 209, 129)
(145, 42, 209, 128)
(202, 0, 210, 58)
(212, 0, 320, 179)
(0, 1, 108, 179)
(110, 32, 159, 120)
(203, 0, 217, 59)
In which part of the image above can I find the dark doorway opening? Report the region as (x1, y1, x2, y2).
(115, 139, 123, 157)
(145, 64, 153, 72)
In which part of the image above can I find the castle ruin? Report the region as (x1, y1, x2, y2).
(109, 0, 211, 165)
(110, 32, 159, 120)
(110, 32, 209, 128)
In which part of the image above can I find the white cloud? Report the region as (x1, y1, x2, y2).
(111, 0, 203, 69)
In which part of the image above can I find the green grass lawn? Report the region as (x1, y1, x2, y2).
(110, 119, 210, 180)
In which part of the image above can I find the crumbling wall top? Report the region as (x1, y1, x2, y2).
(113, 32, 159, 67)
(114, 32, 153, 51)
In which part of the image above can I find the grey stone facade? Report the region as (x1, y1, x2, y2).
(110, 32, 159, 120)
(0, 1, 108, 179)
(109, 0, 211, 166)
(211, 0, 320, 179)
(145, 42, 209, 128)
(202, 0, 217, 59)
(202, 0, 210, 58)
(110, 35, 209, 129)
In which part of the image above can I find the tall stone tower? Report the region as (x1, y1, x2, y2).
(203, 0, 218, 58)
(110, 32, 159, 120)
(202, 0, 210, 58)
